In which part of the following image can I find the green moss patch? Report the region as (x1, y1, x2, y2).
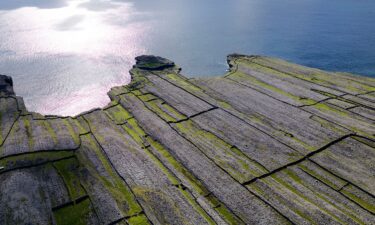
(138, 93, 158, 102)
(77, 134, 143, 217)
(341, 185, 375, 214)
(105, 104, 133, 124)
(22, 117, 34, 149)
(229, 71, 316, 105)
(174, 120, 268, 183)
(53, 198, 95, 225)
(0, 151, 74, 173)
(127, 214, 150, 225)
(145, 99, 186, 123)
(53, 158, 86, 201)
(147, 136, 243, 225)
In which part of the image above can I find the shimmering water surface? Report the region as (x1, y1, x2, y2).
(0, 0, 375, 115)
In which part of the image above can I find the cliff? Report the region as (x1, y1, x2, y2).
(0, 55, 374, 225)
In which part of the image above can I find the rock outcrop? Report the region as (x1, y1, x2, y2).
(0, 75, 15, 96)
(0, 55, 374, 225)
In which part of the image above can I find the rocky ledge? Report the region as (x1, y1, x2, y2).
(0, 55, 374, 225)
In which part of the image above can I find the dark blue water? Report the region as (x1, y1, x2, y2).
(0, 0, 374, 115)
(138, 0, 375, 77)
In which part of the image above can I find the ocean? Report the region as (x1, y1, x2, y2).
(0, 0, 374, 115)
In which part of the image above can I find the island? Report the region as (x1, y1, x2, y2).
(0, 54, 374, 225)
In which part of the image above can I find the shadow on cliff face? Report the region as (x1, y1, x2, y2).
(0, 0, 67, 10)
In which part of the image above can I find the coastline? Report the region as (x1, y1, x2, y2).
(0, 54, 374, 224)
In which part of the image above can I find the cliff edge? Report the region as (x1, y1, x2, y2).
(0, 55, 374, 225)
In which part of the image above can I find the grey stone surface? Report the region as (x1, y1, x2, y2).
(357, 92, 375, 102)
(143, 74, 214, 117)
(325, 98, 357, 109)
(248, 165, 375, 225)
(247, 56, 375, 95)
(1, 116, 80, 158)
(0, 171, 50, 224)
(84, 110, 214, 225)
(192, 77, 351, 154)
(119, 92, 290, 225)
(303, 103, 375, 138)
(342, 94, 375, 109)
(0, 55, 374, 225)
(228, 65, 329, 106)
(189, 108, 302, 172)
(311, 137, 375, 195)
(349, 106, 375, 120)
(0, 97, 20, 146)
(340, 184, 375, 214)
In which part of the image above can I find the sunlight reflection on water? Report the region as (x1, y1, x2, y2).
(0, 0, 147, 115)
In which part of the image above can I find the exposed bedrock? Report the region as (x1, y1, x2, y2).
(0, 75, 14, 96)
(0, 55, 374, 225)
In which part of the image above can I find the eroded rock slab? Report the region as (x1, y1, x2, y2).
(0, 55, 374, 225)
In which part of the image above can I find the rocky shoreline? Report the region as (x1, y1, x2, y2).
(0, 55, 374, 224)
